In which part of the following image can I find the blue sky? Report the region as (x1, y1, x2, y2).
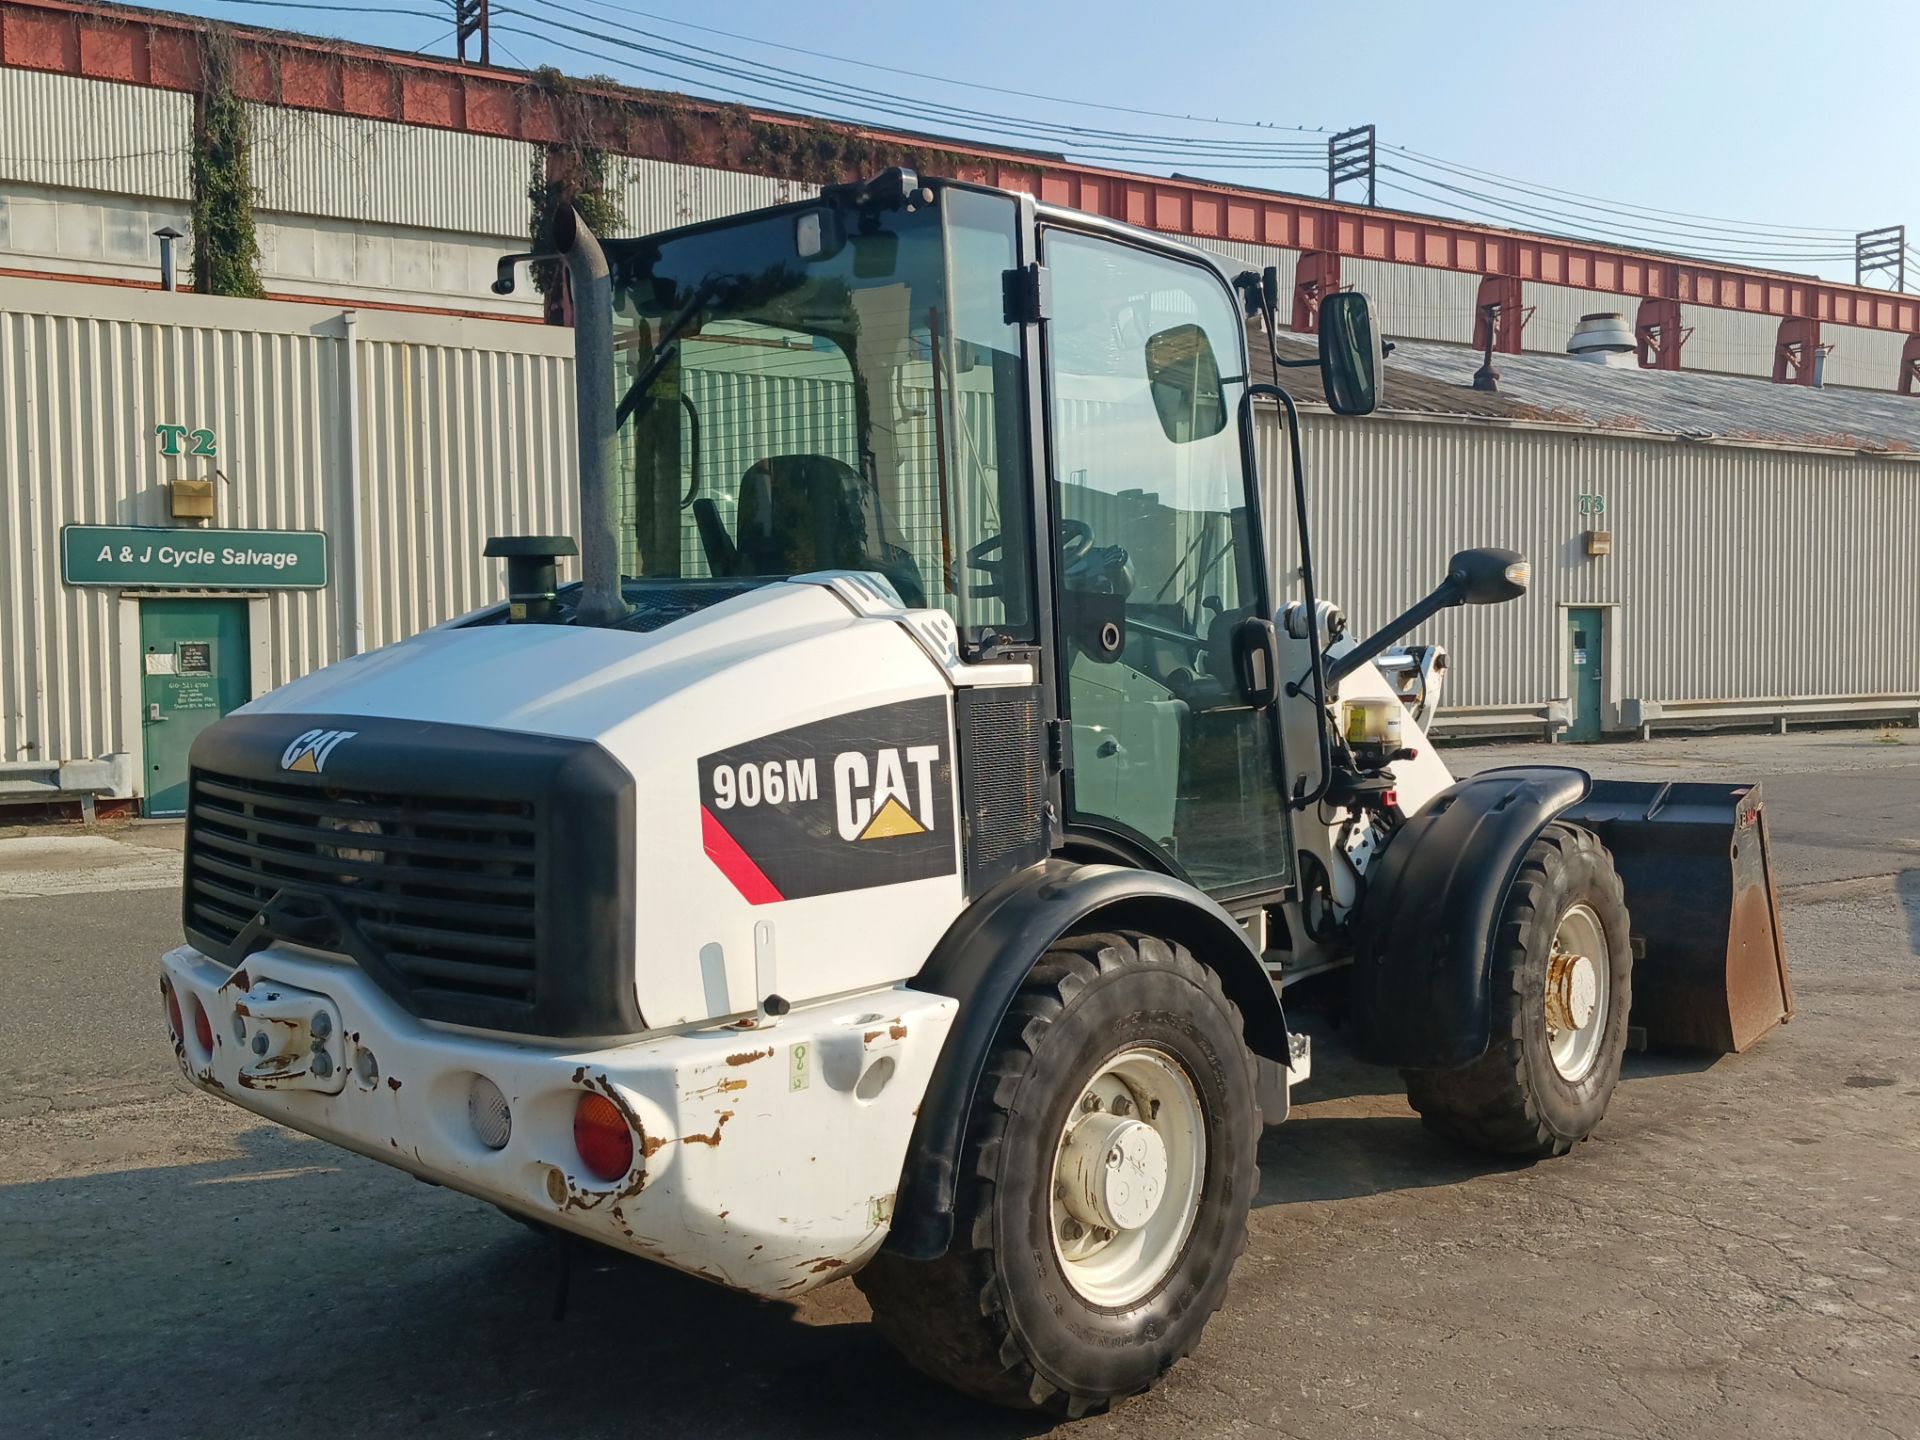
(167, 0, 1918, 286)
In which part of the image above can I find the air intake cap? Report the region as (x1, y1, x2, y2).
(484, 535, 578, 623)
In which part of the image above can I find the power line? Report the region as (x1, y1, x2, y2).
(1381, 143, 1858, 240)
(189, 0, 449, 18)
(500, 0, 1327, 162)
(536, 0, 1332, 137)
(1377, 175, 1857, 267)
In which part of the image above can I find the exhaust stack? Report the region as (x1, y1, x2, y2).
(553, 206, 632, 627)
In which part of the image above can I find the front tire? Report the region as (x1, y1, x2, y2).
(1405, 823, 1631, 1158)
(857, 931, 1259, 1417)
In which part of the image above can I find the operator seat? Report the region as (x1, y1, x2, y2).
(711, 454, 926, 605)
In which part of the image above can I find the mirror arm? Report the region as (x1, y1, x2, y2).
(1270, 355, 1319, 369)
(1247, 379, 1333, 811)
(1325, 579, 1466, 690)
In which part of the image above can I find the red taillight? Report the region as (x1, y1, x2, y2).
(164, 983, 184, 1043)
(573, 1093, 634, 1182)
(192, 997, 214, 1055)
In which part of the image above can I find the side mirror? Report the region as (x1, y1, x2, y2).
(1324, 547, 1530, 688)
(1317, 291, 1384, 416)
(1446, 547, 1530, 605)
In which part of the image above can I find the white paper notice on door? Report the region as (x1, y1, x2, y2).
(145, 652, 178, 675)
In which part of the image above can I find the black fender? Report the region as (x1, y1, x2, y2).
(1348, 765, 1590, 1069)
(886, 859, 1287, 1260)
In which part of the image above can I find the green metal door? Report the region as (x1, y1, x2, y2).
(1567, 608, 1604, 744)
(140, 598, 249, 816)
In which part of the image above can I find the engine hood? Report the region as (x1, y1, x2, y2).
(241, 581, 905, 745)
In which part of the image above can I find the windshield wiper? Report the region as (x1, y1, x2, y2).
(615, 275, 731, 432)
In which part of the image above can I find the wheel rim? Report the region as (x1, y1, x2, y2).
(1048, 1046, 1206, 1308)
(1546, 902, 1609, 1081)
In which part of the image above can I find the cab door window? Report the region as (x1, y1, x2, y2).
(1044, 230, 1291, 897)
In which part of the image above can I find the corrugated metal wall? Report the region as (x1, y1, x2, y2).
(1680, 306, 1781, 379)
(0, 276, 575, 778)
(616, 155, 820, 235)
(1526, 285, 1635, 356)
(247, 105, 532, 237)
(1258, 412, 1920, 711)
(0, 67, 190, 199)
(1819, 321, 1911, 393)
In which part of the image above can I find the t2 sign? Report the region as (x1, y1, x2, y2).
(156, 424, 217, 459)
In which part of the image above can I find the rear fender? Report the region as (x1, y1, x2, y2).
(1348, 766, 1590, 1068)
(886, 860, 1286, 1260)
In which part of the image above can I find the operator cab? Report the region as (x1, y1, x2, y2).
(480, 171, 1384, 904)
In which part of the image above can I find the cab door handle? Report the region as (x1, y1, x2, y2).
(148, 703, 167, 723)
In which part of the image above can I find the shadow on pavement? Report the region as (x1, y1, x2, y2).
(0, 1124, 1050, 1440)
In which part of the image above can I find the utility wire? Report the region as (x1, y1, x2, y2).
(500, 0, 1328, 161)
(1381, 144, 1859, 240)
(1377, 175, 1857, 267)
(189, 0, 450, 18)
(558, 0, 1331, 136)
(498, 21, 1323, 174)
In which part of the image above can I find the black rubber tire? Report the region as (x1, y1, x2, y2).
(856, 931, 1260, 1418)
(1404, 823, 1632, 1159)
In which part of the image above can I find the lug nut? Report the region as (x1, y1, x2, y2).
(1081, 1093, 1102, 1113)
(1110, 1094, 1132, 1116)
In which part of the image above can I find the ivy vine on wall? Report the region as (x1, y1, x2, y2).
(190, 31, 265, 298)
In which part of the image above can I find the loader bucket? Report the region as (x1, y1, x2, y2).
(1562, 780, 1794, 1054)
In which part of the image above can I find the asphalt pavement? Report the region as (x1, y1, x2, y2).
(3, 729, 1917, 1439)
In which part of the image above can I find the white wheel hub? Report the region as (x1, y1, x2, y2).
(1049, 1047, 1205, 1308)
(1059, 1111, 1169, 1233)
(1545, 903, 1610, 1081)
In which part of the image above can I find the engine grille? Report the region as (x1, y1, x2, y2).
(955, 684, 1049, 894)
(186, 770, 540, 1006)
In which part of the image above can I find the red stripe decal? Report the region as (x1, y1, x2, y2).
(701, 806, 785, 905)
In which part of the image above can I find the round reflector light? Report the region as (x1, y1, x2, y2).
(573, 1092, 634, 1182)
(192, 997, 214, 1056)
(466, 1075, 512, 1150)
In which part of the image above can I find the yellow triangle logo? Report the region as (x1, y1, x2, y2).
(858, 796, 926, 840)
(288, 751, 320, 773)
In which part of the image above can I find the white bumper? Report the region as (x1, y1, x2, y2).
(160, 943, 957, 1298)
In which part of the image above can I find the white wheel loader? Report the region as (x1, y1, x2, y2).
(157, 170, 1794, 1416)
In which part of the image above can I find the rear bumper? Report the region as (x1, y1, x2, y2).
(159, 943, 957, 1297)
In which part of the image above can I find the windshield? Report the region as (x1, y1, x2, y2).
(604, 186, 1034, 647)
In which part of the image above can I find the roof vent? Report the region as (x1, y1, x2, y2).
(1567, 312, 1637, 367)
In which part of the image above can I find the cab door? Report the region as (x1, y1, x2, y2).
(1042, 227, 1291, 898)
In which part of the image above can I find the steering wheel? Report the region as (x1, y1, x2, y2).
(964, 534, 1007, 599)
(1058, 517, 1094, 567)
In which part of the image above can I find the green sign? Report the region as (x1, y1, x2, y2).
(62, 525, 329, 589)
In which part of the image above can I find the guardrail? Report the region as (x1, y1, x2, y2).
(1429, 695, 1920, 744)
(1427, 703, 1568, 741)
(0, 754, 133, 823)
(1620, 695, 1920, 740)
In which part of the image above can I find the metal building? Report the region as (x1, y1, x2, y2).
(7, 260, 1918, 817)
(0, 275, 576, 812)
(1257, 335, 1920, 739)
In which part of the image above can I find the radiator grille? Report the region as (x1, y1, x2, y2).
(185, 770, 540, 1005)
(956, 686, 1048, 892)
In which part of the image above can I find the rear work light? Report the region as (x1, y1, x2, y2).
(573, 1092, 634, 1182)
(192, 997, 215, 1056)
